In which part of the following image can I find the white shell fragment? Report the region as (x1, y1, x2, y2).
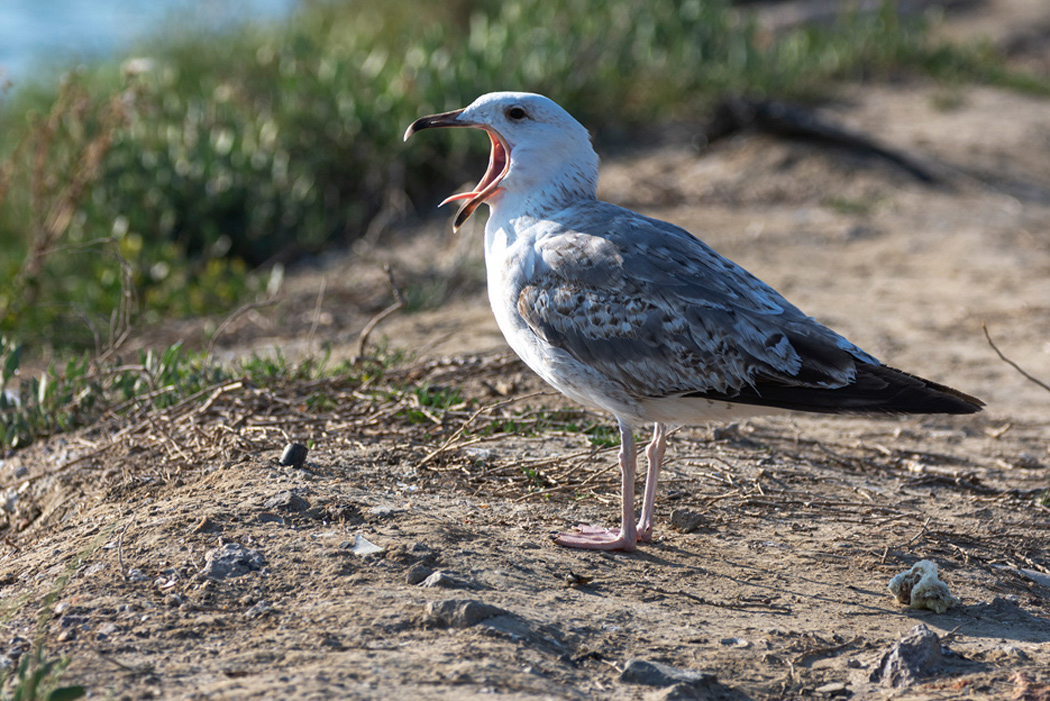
(348, 534, 385, 557)
(888, 560, 960, 614)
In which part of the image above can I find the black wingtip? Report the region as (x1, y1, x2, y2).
(903, 370, 984, 415)
(685, 363, 983, 415)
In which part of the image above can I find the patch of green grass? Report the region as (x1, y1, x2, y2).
(0, 334, 406, 450)
(397, 384, 468, 425)
(1, 646, 86, 701)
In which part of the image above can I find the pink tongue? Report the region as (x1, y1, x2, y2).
(440, 192, 477, 206)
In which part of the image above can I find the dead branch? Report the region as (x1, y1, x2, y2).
(356, 265, 405, 361)
(983, 323, 1050, 395)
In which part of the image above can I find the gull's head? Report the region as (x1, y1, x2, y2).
(404, 92, 599, 230)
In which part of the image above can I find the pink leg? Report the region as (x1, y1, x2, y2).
(637, 423, 666, 543)
(555, 419, 638, 551)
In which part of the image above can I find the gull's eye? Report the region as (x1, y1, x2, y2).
(506, 106, 528, 121)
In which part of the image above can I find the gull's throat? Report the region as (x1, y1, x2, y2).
(440, 131, 509, 230)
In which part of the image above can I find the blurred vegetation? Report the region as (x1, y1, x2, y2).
(0, 0, 1047, 355)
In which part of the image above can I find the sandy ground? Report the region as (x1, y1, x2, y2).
(3, 7, 1050, 700)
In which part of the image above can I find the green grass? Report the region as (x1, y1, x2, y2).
(1, 0, 1046, 353)
(1, 646, 85, 701)
(0, 334, 396, 450)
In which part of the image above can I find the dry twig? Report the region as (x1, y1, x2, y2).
(983, 323, 1050, 394)
(356, 265, 406, 360)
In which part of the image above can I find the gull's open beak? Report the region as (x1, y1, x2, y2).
(404, 108, 510, 232)
(403, 108, 468, 140)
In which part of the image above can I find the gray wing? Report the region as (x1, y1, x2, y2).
(517, 202, 879, 402)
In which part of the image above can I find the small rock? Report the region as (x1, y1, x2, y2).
(619, 659, 717, 689)
(56, 629, 76, 643)
(264, 490, 310, 513)
(59, 615, 88, 629)
(320, 632, 344, 650)
(997, 644, 1030, 661)
(325, 503, 362, 523)
(815, 681, 849, 696)
(419, 570, 471, 589)
(719, 637, 750, 648)
(244, 600, 275, 619)
(83, 562, 105, 577)
(1, 637, 29, 668)
(2, 488, 17, 513)
(201, 543, 266, 580)
(869, 623, 964, 687)
(279, 443, 308, 468)
(405, 563, 434, 585)
(98, 622, 120, 635)
(1012, 453, 1043, 470)
(423, 599, 507, 629)
(654, 684, 697, 701)
(670, 509, 705, 533)
(368, 504, 398, 519)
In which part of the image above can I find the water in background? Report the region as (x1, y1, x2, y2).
(0, 0, 297, 85)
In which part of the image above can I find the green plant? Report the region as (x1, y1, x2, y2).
(398, 384, 467, 425)
(1, 646, 85, 701)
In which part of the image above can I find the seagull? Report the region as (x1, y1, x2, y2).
(404, 92, 983, 552)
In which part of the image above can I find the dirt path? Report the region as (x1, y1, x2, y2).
(4, 28, 1050, 701)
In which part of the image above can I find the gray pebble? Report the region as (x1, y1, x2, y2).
(201, 543, 266, 580)
(419, 570, 470, 589)
(244, 600, 275, 619)
(669, 509, 705, 533)
(59, 615, 88, 629)
(264, 490, 310, 513)
(657, 684, 709, 701)
(127, 568, 150, 583)
(718, 637, 750, 648)
(405, 563, 434, 585)
(815, 682, 849, 696)
(869, 623, 968, 687)
(368, 504, 398, 519)
(620, 659, 717, 688)
(423, 599, 507, 628)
